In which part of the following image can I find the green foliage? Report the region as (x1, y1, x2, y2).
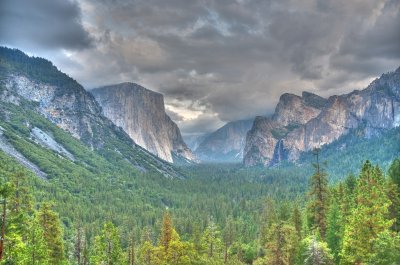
(303, 236, 334, 265)
(389, 158, 400, 192)
(326, 194, 342, 263)
(340, 161, 393, 264)
(307, 149, 329, 239)
(91, 222, 124, 265)
(38, 203, 65, 265)
(368, 230, 400, 265)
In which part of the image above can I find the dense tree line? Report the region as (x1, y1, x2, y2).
(1, 157, 399, 264)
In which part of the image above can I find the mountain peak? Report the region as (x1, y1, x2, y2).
(301, 91, 327, 109)
(91, 83, 194, 163)
(244, 66, 400, 167)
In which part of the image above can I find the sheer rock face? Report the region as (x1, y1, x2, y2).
(91, 83, 195, 163)
(195, 119, 253, 162)
(244, 67, 400, 167)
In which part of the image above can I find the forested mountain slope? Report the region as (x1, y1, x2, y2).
(0, 47, 182, 177)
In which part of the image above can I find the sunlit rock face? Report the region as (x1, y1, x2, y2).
(91, 82, 195, 163)
(244, 67, 400, 167)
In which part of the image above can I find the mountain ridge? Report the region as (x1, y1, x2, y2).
(244, 66, 400, 166)
(0, 46, 183, 177)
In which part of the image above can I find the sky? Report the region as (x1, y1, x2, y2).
(1, 0, 399, 136)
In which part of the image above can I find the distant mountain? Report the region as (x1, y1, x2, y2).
(91, 83, 195, 163)
(244, 67, 400, 166)
(184, 133, 210, 151)
(0, 47, 182, 177)
(195, 119, 253, 162)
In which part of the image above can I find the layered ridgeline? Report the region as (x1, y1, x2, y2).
(91, 83, 195, 163)
(244, 67, 400, 166)
(0, 47, 182, 177)
(194, 119, 253, 162)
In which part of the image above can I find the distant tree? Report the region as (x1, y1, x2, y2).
(91, 221, 124, 265)
(0, 182, 13, 262)
(139, 227, 154, 265)
(25, 214, 50, 265)
(264, 221, 297, 265)
(303, 236, 333, 265)
(127, 232, 136, 265)
(37, 203, 65, 265)
(388, 158, 400, 191)
(158, 211, 173, 254)
(307, 148, 329, 240)
(201, 217, 222, 258)
(223, 216, 235, 263)
(74, 224, 86, 265)
(291, 205, 303, 240)
(326, 194, 342, 264)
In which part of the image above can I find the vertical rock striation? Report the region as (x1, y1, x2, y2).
(91, 83, 195, 163)
(244, 67, 400, 166)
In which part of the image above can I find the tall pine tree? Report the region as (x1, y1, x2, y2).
(340, 161, 393, 264)
(307, 148, 329, 239)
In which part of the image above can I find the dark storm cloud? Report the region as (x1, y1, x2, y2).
(2, 0, 398, 135)
(0, 0, 92, 50)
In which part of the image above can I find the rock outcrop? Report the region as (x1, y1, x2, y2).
(195, 119, 253, 162)
(91, 83, 195, 163)
(244, 67, 400, 166)
(0, 47, 184, 177)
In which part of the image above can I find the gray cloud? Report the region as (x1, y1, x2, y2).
(2, 0, 399, 135)
(0, 0, 92, 51)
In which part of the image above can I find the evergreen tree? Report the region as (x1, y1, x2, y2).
(340, 161, 393, 264)
(74, 224, 86, 265)
(326, 192, 342, 264)
(139, 227, 154, 265)
(303, 236, 333, 265)
(158, 211, 173, 254)
(307, 148, 329, 240)
(0, 182, 13, 262)
(388, 158, 400, 191)
(25, 214, 50, 265)
(291, 205, 302, 240)
(264, 221, 297, 265)
(223, 216, 235, 263)
(37, 203, 65, 265)
(91, 221, 124, 265)
(368, 230, 400, 265)
(388, 158, 400, 231)
(201, 217, 222, 258)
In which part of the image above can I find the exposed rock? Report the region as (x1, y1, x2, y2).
(31, 127, 75, 161)
(0, 127, 47, 179)
(91, 83, 195, 163)
(184, 133, 210, 151)
(0, 47, 185, 177)
(195, 119, 253, 162)
(3, 74, 106, 148)
(244, 67, 400, 166)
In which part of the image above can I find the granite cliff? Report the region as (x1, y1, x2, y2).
(0, 47, 182, 177)
(91, 83, 195, 163)
(195, 119, 253, 162)
(244, 67, 400, 166)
